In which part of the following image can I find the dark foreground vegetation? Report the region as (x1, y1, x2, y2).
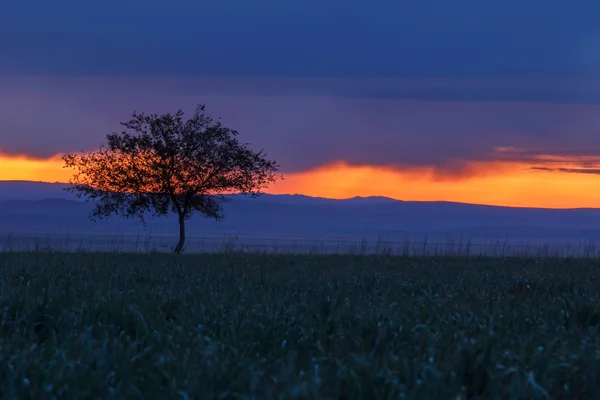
(1, 251, 600, 399)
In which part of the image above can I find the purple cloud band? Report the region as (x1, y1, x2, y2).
(1, 77, 600, 175)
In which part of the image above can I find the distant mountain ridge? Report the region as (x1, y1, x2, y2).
(0, 180, 401, 205)
(2, 180, 600, 251)
(0, 180, 593, 210)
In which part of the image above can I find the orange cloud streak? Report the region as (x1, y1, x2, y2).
(268, 161, 600, 209)
(1, 153, 600, 209)
(0, 152, 72, 182)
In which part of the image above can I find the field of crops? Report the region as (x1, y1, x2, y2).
(1, 251, 599, 399)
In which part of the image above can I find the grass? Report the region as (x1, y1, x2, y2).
(4, 232, 600, 258)
(1, 250, 600, 399)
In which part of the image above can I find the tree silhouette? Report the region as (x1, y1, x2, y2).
(63, 105, 281, 253)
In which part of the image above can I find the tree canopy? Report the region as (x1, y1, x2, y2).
(63, 105, 281, 253)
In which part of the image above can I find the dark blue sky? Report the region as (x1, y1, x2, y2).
(2, 1, 600, 175)
(2, 0, 600, 78)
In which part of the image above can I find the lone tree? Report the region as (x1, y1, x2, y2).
(63, 105, 281, 253)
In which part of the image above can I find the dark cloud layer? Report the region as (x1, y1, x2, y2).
(531, 167, 600, 175)
(2, 0, 600, 175)
(1, 0, 600, 78)
(1, 77, 600, 174)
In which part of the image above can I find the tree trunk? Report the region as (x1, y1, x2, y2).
(174, 214, 186, 254)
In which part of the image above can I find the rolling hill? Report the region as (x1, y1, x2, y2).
(1, 180, 599, 253)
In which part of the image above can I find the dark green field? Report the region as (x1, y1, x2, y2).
(1, 251, 599, 399)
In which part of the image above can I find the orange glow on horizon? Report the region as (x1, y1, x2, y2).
(0, 152, 72, 183)
(268, 161, 600, 209)
(1, 152, 600, 209)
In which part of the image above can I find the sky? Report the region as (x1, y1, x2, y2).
(2, 0, 600, 208)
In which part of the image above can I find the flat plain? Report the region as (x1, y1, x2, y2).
(1, 250, 600, 399)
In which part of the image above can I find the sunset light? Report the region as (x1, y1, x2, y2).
(0, 152, 71, 182)
(3, 152, 600, 209)
(269, 161, 600, 209)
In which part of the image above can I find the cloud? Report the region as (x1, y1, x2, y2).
(1, 77, 600, 178)
(530, 167, 600, 175)
(1, 0, 599, 78)
(270, 161, 600, 209)
(493, 147, 600, 170)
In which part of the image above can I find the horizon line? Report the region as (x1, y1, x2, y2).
(1, 179, 600, 212)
